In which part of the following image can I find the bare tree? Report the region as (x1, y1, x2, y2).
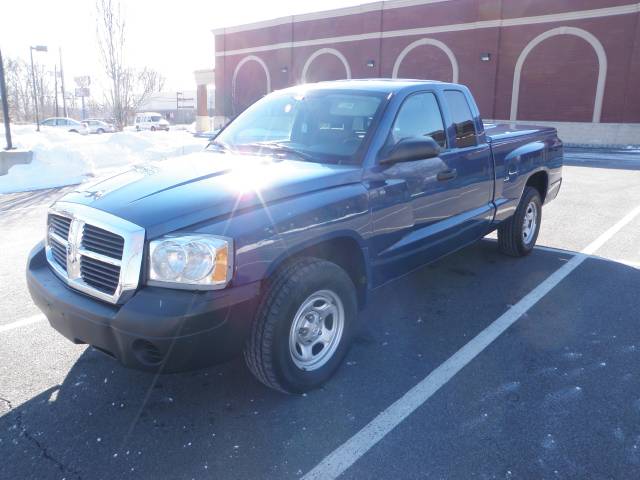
(2, 56, 57, 123)
(119, 66, 165, 123)
(96, 0, 165, 128)
(127, 67, 165, 113)
(4, 57, 32, 122)
(96, 0, 126, 128)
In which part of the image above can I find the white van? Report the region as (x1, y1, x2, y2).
(134, 112, 170, 131)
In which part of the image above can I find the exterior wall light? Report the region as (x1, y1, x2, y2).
(366, 60, 375, 68)
(480, 53, 491, 62)
(281, 66, 288, 73)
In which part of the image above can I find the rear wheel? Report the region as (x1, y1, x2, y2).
(151, 126, 156, 131)
(244, 258, 357, 394)
(97, 128, 105, 134)
(497, 186, 542, 257)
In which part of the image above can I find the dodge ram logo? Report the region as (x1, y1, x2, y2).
(66, 218, 84, 279)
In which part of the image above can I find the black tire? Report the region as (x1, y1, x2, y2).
(497, 186, 542, 257)
(97, 128, 105, 134)
(151, 126, 156, 131)
(244, 257, 357, 394)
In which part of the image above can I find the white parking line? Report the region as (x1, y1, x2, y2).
(0, 314, 46, 334)
(302, 204, 640, 480)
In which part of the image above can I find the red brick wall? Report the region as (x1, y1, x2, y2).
(214, 0, 640, 123)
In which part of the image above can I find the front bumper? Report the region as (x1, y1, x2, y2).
(26, 244, 260, 372)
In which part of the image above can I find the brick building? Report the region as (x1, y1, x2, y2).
(207, 0, 640, 144)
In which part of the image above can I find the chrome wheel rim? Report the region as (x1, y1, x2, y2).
(522, 201, 538, 245)
(289, 289, 345, 371)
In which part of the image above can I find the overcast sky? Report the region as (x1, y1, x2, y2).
(0, 0, 367, 97)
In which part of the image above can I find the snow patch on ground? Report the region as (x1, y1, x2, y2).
(0, 125, 208, 194)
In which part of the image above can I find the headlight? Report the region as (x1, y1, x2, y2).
(148, 235, 233, 289)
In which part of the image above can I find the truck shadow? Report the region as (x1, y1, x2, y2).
(1, 239, 638, 479)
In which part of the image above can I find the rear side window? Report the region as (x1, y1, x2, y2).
(444, 90, 477, 148)
(389, 92, 447, 148)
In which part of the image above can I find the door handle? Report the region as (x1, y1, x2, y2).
(437, 168, 457, 181)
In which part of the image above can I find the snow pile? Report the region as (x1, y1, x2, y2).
(0, 125, 208, 193)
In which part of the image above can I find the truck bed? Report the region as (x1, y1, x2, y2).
(483, 121, 557, 143)
(483, 121, 563, 224)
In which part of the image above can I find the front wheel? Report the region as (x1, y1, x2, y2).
(497, 186, 542, 257)
(244, 258, 357, 394)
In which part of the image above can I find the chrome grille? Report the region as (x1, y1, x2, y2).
(49, 214, 71, 238)
(82, 224, 124, 259)
(45, 202, 145, 304)
(80, 256, 120, 294)
(49, 237, 68, 271)
(47, 214, 72, 271)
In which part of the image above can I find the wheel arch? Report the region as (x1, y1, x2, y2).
(264, 232, 370, 309)
(525, 170, 549, 203)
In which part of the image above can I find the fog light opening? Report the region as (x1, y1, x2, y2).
(132, 339, 165, 366)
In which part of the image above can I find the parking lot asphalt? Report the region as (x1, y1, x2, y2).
(1, 149, 640, 479)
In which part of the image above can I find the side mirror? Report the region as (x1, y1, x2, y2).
(379, 136, 442, 164)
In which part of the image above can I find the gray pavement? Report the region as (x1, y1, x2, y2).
(1, 150, 639, 479)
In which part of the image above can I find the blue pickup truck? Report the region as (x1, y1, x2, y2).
(27, 80, 562, 393)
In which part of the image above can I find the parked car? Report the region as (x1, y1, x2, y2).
(40, 117, 88, 135)
(84, 119, 116, 134)
(134, 112, 170, 131)
(27, 80, 563, 394)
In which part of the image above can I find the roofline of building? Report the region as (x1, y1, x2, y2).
(211, 0, 452, 35)
(212, 3, 640, 57)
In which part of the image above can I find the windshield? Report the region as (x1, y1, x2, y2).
(211, 90, 385, 164)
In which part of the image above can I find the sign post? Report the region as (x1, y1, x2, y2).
(74, 76, 91, 120)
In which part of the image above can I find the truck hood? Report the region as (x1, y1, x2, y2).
(58, 151, 362, 237)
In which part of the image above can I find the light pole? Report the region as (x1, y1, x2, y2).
(0, 48, 13, 149)
(59, 48, 67, 117)
(29, 45, 48, 131)
(53, 65, 59, 117)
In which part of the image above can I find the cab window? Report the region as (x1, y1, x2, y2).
(444, 90, 477, 148)
(388, 92, 447, 148)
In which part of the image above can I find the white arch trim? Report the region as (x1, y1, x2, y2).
(301, 48, 352, 83)
(392, 38, 459, 83)
(510, 26, 607, 123)
(232, 55, 272, 104)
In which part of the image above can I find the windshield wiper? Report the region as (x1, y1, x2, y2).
(206, 140, 232, 153)
(245, 142, 317, 162)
